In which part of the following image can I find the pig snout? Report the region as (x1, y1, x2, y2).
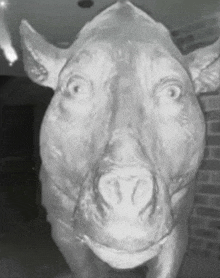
(98, 172, 155, 213)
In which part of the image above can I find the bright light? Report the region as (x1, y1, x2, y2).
(1, 43, 18, 65)
(0, 1, 8, 10)
(0, 0, 18, 66)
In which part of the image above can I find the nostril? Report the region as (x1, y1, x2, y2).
(132, 179, 153, 208)
(98, 177, 121, 205)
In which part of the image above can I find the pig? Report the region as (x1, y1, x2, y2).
(20, 1, 220, 278)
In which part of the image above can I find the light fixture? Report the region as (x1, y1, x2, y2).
(77, 0, 94, 8)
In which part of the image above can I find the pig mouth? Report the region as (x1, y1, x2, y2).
(84, 233, 168, 253)
(83, 234, 168, 269)
(74, 207, 174, 254)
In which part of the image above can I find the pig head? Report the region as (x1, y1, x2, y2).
(20, 1, 220, 278)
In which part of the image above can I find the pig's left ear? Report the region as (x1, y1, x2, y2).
(185, 37, 220, 94)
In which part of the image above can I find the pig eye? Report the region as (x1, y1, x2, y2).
(166, 85, 182, 99)
(157, 80, 183, 101)
(64, 75, 92, 99)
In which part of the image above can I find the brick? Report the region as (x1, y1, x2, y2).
(210, 147, 220, 160)
(200, 96, 220, 112)
(193, 228, 218, 239)
(187, 248, 211, 258)
(211, 171, 220, 183)
(208, 122, 220, 134)
(200, 159, 220, 170)
(212, 196, 220, 207)
(205, 111, 220, 121)
(209, 220, 220, 230)
(206, 136, 220, 146)
(200, 184, 220, 195)
(194, 194, 209, 205)
(188, 236, 204, 248)
(199, 96, 210, 111)
(206, 241, 220, 251)
(189, 216, 207, 226)
(211, 251, 220, 259)
(203, 147, 210, 159)
(196, 170, 211, 183)
(197, 207, 220, 218)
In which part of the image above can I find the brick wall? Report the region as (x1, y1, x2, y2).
(189, 92, 220, 260)
(171, 12, 220, 54)
(171, 14, 220, 259)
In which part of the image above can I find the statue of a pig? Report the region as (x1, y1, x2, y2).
(20, 1, 220, 277)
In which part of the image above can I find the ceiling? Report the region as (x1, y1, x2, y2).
(1, 0, 220, 76)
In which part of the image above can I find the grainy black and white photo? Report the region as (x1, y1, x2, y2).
(1, 1, 220, 277)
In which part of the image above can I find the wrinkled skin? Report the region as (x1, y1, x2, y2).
(20, 1, 220, 278)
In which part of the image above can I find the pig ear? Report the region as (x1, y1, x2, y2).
(185, 37, 220, 94)
(20, 20, 69, 90)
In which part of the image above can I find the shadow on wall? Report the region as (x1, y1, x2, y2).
(0, 76, 53, 224)
(0, 76, 53, 170)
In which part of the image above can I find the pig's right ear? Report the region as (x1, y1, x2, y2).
(185, 37, 220, 94)
(20, 20, 70, 90)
